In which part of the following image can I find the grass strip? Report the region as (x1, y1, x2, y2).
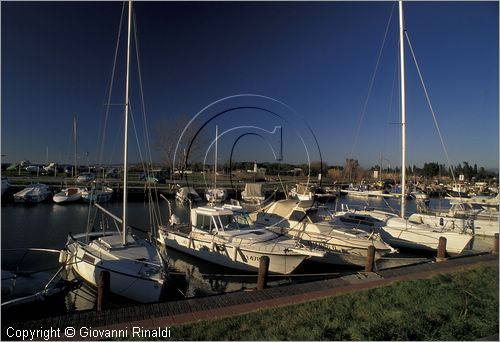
(159, 265, 499, 341)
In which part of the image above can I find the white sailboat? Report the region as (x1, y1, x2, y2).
(53, 116, 85, 204)
(377, 1, 472, 254)
(61, 0, 166, 303)
(205, 125, 227, 203)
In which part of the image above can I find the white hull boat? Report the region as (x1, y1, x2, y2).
(13, 184, 51, 203)
(176, 187, 202, 203)
(205, 188, 227, 203)
(53, 187, 84, 203)
(157, 205, 319, 274)
(380, 216, 473, 254)
(252, 200, 395, 267)
(64, 232, 165, 303)
(81, 187, 113, 203)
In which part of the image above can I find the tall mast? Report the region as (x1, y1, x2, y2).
(122, 0, 132, 245)
(214, 125, 218, 189)
(73, 115, 77, 180)
(399, 0, 407, 218)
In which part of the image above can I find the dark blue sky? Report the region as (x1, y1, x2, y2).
(2, 1, 498, 169)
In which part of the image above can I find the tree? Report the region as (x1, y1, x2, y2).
(154, 113, 206, 177)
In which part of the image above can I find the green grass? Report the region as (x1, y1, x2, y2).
(164, 266, 499, 341)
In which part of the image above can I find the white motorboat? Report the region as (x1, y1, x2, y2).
(81, 186, 113, 203)
(205, 188, 227, 203)
(290, 183, 336, 203)
(334, 204, 473, 254)
(176, 186, 202, 203)
(448, 194, 499, 213)
(62, 0, 166, 304)
(13, 183, 52, 203)
(241, 183, 265, 203)
(77, 172, 96, 183)
(251, 199, 395, 267)
(157, 204, 321, 274)
(341, 184, 395, 198)
(408, 202, 498, 238)
(53, 187, 85, 203)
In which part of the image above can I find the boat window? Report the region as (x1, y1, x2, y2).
(217, 213, 251, 231)
(195, 214, 214, 232)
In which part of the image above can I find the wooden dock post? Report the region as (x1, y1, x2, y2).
(493, 233, 499, 255)
(436, 237, 447, 261)
(365, 245, 375, 272)
(257, 256, 270, 290)
(97, 271, 110, 311)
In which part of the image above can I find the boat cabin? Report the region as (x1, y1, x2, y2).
(191, 206, 251, 234)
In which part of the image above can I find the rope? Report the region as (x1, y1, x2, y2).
(346, 2, 395, 179)
(404, 30, 457, 185)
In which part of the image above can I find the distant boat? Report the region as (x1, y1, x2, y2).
(25, 165, 41, 174)
(54, 116, 84, 204)
(13, 183, 52, 203)
(205, 125, 227, 203)
(176, 187, 202, 203)
(77, 172, 96, 183)
(241, 183, 265, 204)
(290, 183, 336, 203)
(53, 187, 84, 204)
(81, 186, 113, 203)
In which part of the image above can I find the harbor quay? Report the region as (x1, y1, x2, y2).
(2, 252, 497, 341)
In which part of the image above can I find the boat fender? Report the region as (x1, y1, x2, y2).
(58, 250, 68, 264)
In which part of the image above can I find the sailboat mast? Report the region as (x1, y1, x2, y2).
(122, 0, 132, 245)
(214, 125, 218, 189)
(399, 0, 407, 218)
(73, 115, 77, 180)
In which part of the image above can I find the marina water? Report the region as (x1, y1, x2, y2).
(1, 195, 493, 320)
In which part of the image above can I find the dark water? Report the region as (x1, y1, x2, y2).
(1, 195, 494, 320)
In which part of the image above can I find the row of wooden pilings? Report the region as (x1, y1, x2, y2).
(95, 233, 499, 311)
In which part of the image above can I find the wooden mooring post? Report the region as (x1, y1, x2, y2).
(257, 256, 270, 290)
(365, 245, 375, 272)
(436, 236, 447, 262)
(97, 271, 110, 311)
(493, 233, 499, 255)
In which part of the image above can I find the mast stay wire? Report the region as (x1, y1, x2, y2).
(404, 30, 457, 184)
(345, 2, 396, 180)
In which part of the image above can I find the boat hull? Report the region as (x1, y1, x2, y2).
(380, 222, 473, 255)
(158, 229, 306, 274)
(65, 233, 165, 303)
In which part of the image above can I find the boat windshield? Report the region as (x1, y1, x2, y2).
(217, 212, 251, 231)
